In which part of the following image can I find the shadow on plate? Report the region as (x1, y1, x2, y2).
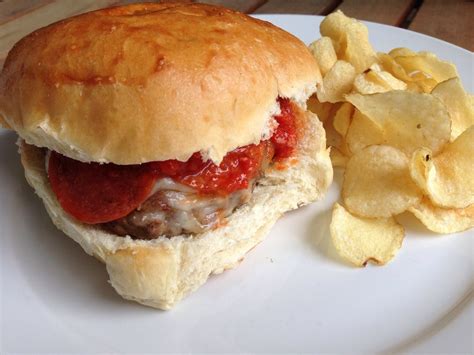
(302, 168, 349, 266)
(304, 207, 351, 267)
(396, 211, 445, 239)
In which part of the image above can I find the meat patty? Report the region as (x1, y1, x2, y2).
(104, 143, 274, 239)
(103, 178, 253, 239)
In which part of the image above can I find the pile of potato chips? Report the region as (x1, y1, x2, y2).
(308, 11, 474, 267)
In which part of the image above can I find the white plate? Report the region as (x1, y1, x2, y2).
(1, 15, 473, 353)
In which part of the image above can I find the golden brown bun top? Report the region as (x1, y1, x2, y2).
(0, 3, 321, 164)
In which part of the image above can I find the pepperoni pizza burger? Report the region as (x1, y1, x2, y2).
(0, 3, 332, 309)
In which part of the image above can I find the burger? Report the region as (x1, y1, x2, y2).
(0, 3, 332, 309)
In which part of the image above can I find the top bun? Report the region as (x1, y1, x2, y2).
(0, 3, 321, 164)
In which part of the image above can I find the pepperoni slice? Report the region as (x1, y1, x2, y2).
(48, 152, 158, 224)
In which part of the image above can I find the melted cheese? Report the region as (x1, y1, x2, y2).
(119, 178, 252, 237)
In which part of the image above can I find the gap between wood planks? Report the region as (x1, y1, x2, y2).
(399, 0, 424, 28)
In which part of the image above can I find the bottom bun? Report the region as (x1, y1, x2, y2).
(20, 109, 332, 310)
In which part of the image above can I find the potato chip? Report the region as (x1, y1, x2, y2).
(389, 47, 416, 58)
(408, 147, 431, 193)
(414, 80, 438, 94)
(306, 95, 332, 122)
(353, 65, 407, 95)
(307, 96, 335, 122)
(378, 52, 412, 82)
(339, 140, 351, 157)
(317, 60, 356, 103)
(407, 71, 438, 93)
(353, 73, 388, 94)
(379, 50, 446, 93)
(330, 147, 348, 168)
(320, 10, 376, 73)
(378, 54, 432, 94)
(330, 203, 404, 267)
(394, 52, 458, 83)
(366, 69, 407, 91)
(432, 77, 474, 140)
(409, 126, 474, 209)
(345, 110, 384, 154)
(323, 108, 352, 161)
(405, 82, 423, 93)
(409, 197, 474, 234)
(369, 63, 384, 71)
(324, 117, 343, 148)
(343, 145, 422, 217)
(333, 102, 353, 137)
(323, 106, 351, 155)
(346, 91, 451, 155)
(308, 36, 338, 76)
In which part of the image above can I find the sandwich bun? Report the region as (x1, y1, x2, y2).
(1, 3, 321, 164)
(4, 3, 332, 309)
(20, 105, 332, 309)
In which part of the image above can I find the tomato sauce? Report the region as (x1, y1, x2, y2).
(47, 98, 299, 223)
(271, 98, 297, 160)
(153, 142, 273, 195)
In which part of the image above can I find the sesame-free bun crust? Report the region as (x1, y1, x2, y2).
(1, 3, 321, 164)
(20, 108, 332, 310)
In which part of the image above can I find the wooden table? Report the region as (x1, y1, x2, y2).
(0, 0, 472, 69)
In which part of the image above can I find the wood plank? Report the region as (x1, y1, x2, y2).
(195, 0, 267, 13)
(409, 0, 473, 51)
(254, 0, 339, 15)
(335, 0, 416, 26)
(0, 0, 54, 25)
